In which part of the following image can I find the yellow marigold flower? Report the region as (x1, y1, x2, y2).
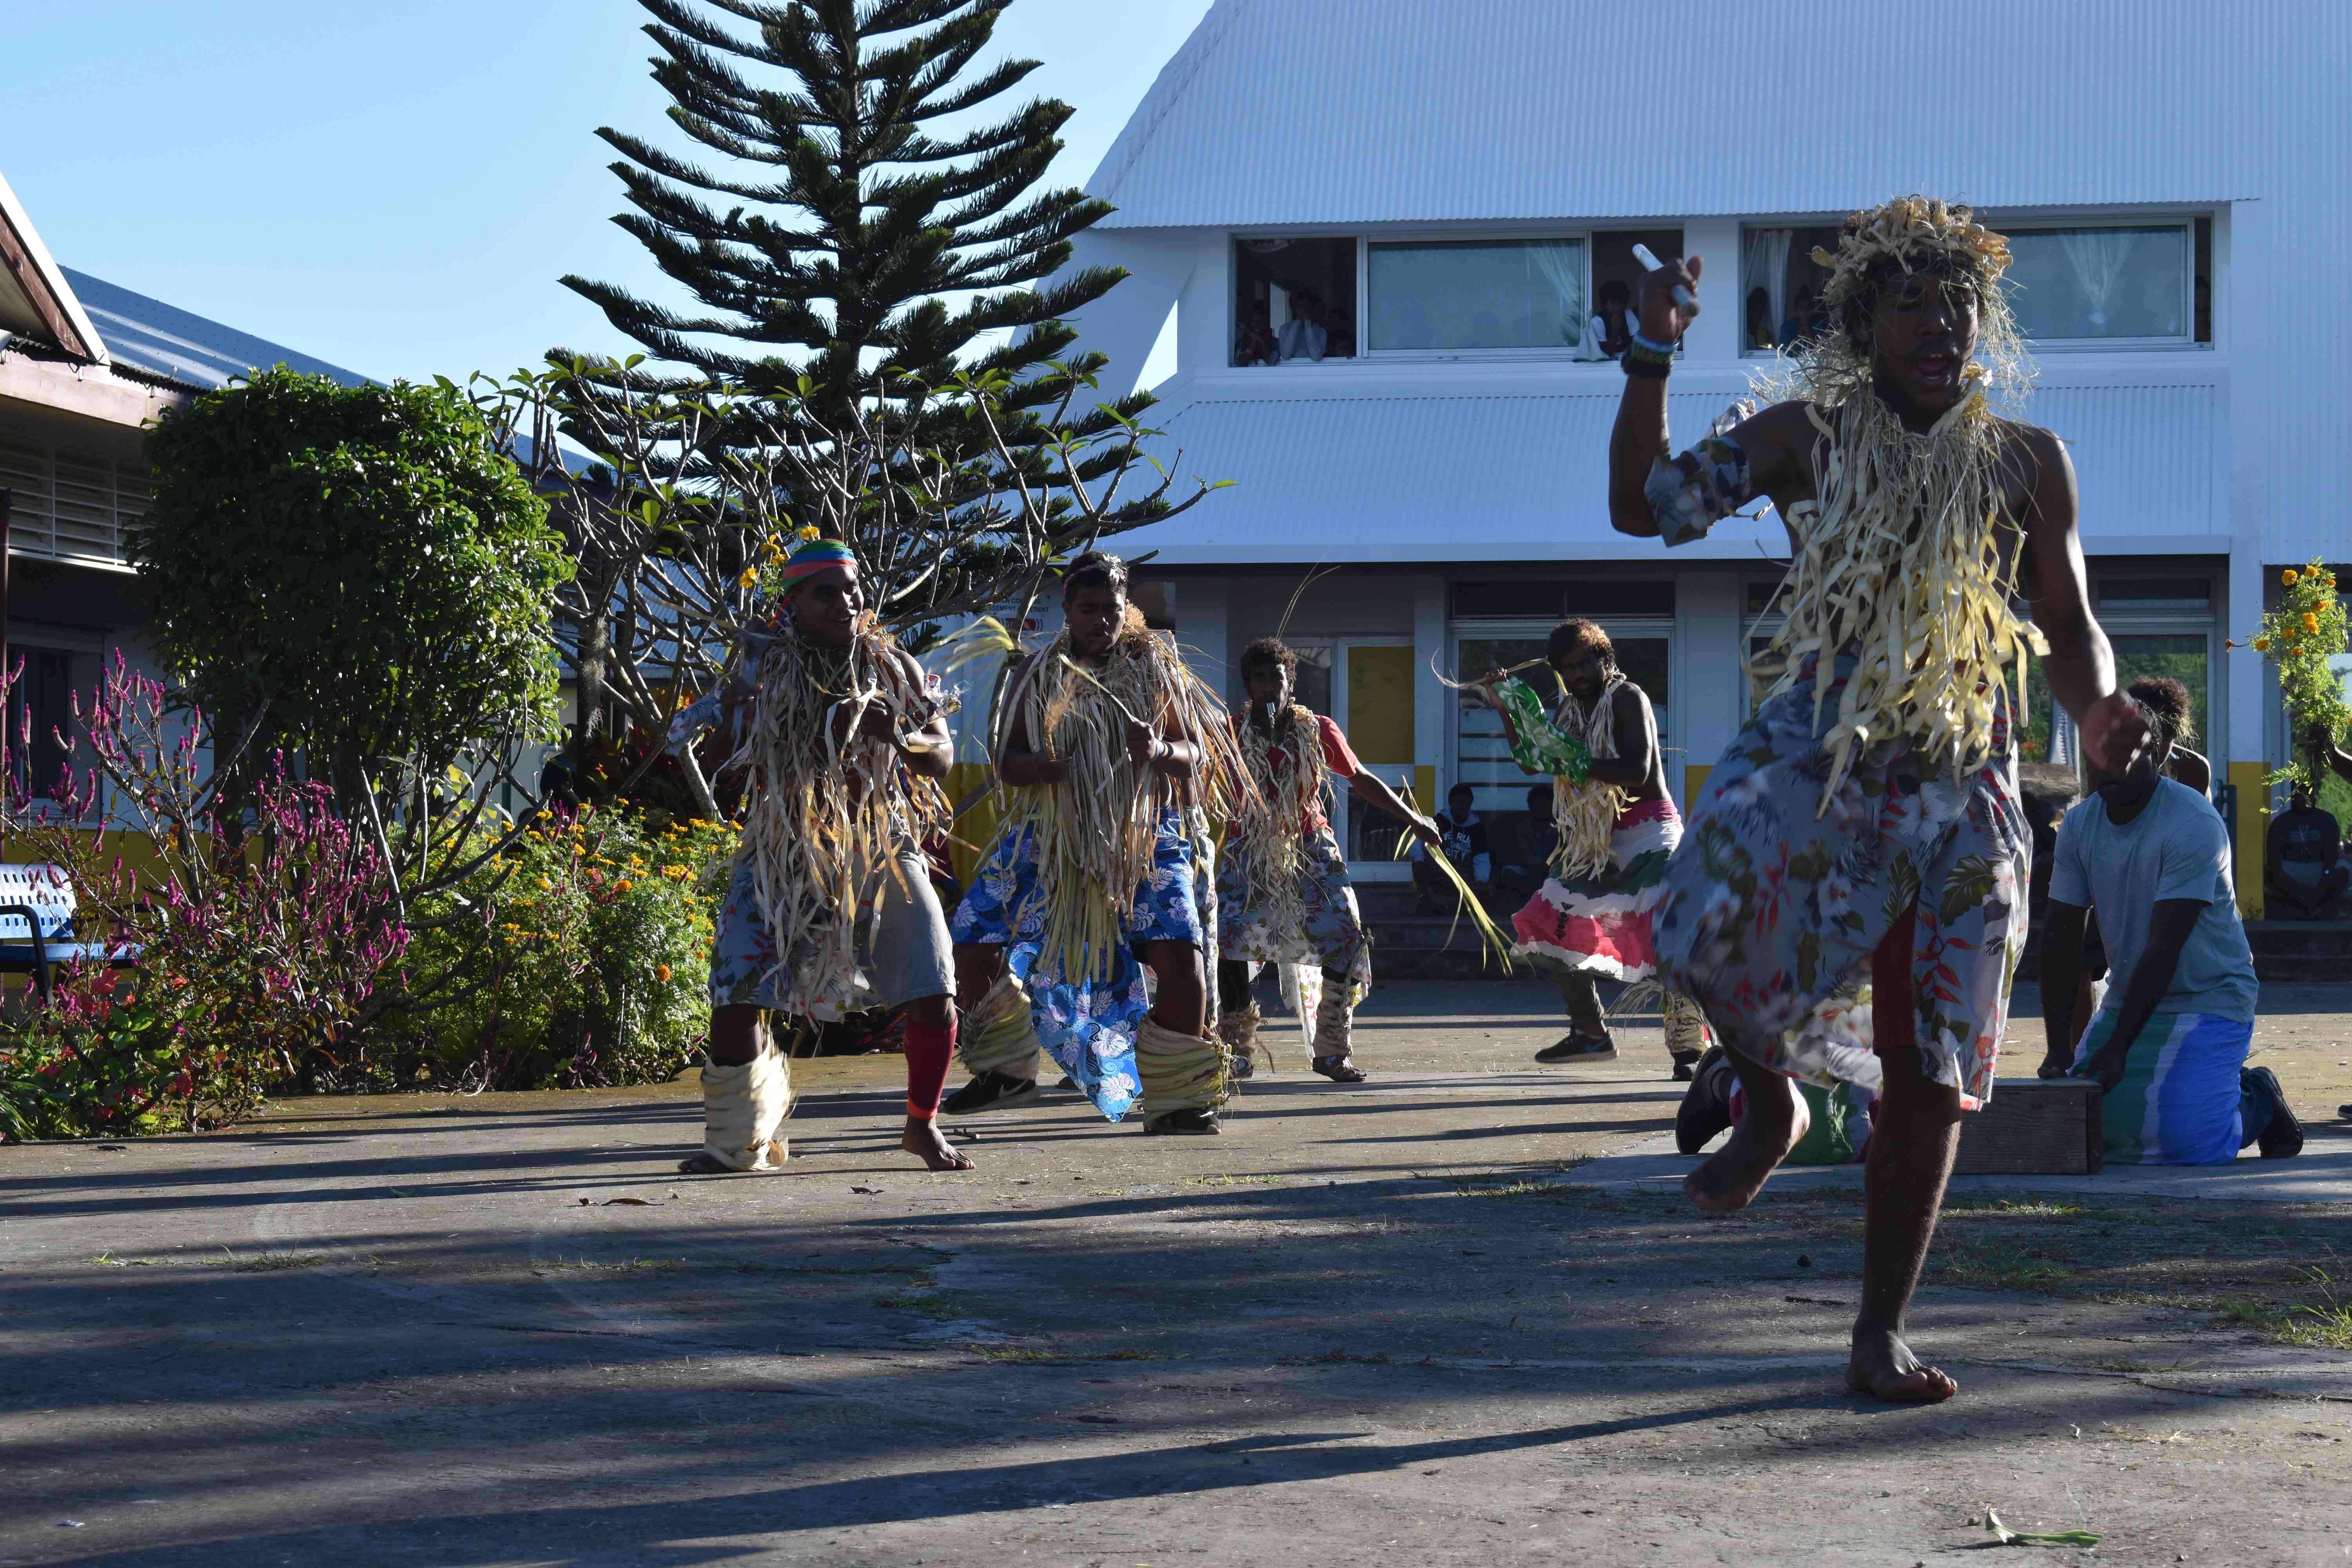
(738, 568, 759, 590)
(2254, 636, 2271, 651)
(537, 877, 551, 890)
(655, 964, 672, 983)
(2306, 612, 2322, 633)
(615, 879, 632, 893)
(797, 524, 820, 541)
(2284, 568, 2301, 586)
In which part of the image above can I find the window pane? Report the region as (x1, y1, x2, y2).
(1740, 226, 1840, 354)
(2111, 634, 2209, 753)
(1233, 237, 1357, 366)
(2004, 227, 2190, 341)
(1369, 239, 1585, 352)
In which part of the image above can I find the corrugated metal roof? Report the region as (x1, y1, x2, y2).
(60, 269, 369, 392)
(1090, 0, 2259, 229)
(1118, 379, 2218, 564)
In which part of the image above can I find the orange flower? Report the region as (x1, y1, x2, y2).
(655, 964, 672, 983)
(2284, 568, 2301, 586)
(2254, 636, 2271, 651)
(615, 879, 632, 893)
(2305, 612, 2322, 633)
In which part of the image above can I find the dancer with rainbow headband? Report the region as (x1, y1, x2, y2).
(683, 534, 975, 1175)
(1610, 197, 2148, 1402)
(944, 552, 1249, 1135)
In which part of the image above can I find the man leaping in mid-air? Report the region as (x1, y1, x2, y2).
(1609, 196, 2147, 1402)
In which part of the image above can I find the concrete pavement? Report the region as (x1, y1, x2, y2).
(6, 981, 2352, 1566)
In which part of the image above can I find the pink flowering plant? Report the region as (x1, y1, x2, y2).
(0, 656, 412, 1139)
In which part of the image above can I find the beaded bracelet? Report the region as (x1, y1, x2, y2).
(1621, 337, 1675, 378)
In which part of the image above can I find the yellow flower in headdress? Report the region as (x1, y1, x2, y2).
(2283, 568, 2301, 586)
(797, 524, 820, 541)
(738, 568, 759, 590)
(2253, 636, 2271, 651)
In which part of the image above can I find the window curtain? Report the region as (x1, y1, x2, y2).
(1742, 229, 1792, 348)
(1526, 241, 1586, 349)
(2058, 229, 2139, 331)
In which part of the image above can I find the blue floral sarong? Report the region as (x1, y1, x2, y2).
(950, 809, 1202, 1119)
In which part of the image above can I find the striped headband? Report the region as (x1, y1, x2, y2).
(776, 538, 856, 586)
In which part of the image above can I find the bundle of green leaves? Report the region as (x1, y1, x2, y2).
(2249, 559, 2350, 791)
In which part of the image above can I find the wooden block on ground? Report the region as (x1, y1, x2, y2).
(1953, 1078, 2103, 1176)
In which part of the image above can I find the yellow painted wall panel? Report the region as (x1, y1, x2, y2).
(1346, 645, 1415, 763)
(2229, 760, 2269, 919)
(1684, 764, 1713, 805)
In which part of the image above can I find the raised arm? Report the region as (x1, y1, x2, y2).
(1607, 254, 1812, 542)
(2017, 431, 2147, 773)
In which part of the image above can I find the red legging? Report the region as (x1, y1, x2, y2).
(903, 1016, 956, 1120)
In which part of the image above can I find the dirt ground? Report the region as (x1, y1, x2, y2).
(6, 980, 2352, 1566)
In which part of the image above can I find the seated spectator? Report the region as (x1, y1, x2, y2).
(1675, 1044, 1874, 1162)
(1745, 286, 1776, 351)
(1410, 782, 1490, 915)
(1489, 784, 1559, 903)
(1323, 299, 1356, 358)
(1234, 301, 1279, 367)
(2039, 698, 2301, 1163)
(1276, 292, 1329, 363)
(2268, 781, 2348, 918)
(1588, 279, 1637, 359)
(2129, 675, 2210, 796)
(1778, 285, 1818, 350)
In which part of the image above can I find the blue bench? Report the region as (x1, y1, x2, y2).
(0, 864, 138, 997)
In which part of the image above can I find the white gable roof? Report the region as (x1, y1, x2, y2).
(0, 169, 106, 363)
(1089, 0, 2262, 229)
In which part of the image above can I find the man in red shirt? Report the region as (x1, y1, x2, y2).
(1217, 637, 1441, 1081)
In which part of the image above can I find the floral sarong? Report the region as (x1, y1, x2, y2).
(1653, 652, 2028, 1110)
(1216, 824, 1372, 1004)
(1510, 796, 1681, 980)
(950, 809, 1203, 1120)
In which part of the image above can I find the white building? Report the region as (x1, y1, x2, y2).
(1043, 0, 2352, 911)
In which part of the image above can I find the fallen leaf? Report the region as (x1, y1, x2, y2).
(851, 1185, 886, 1194)
(602, 1197, 654, 1207)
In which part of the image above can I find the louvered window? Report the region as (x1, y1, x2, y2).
(0, 437, 146, 568)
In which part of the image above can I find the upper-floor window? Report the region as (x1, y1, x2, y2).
(1231, 229, 1680, 367)
(1234, 236, 1357, 366)
(1740, 217, 2213, 354)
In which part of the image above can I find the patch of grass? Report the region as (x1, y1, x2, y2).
(211, 1251, 328, 1273)
(875, 1290, 964, 1320)
(1926, 1237, 2075, 1292)
(1451, 1178, 1601, 1202)
(1942, 1198, 2105, 1223)
(537, 1256, 682, 1273)
(2218, 1268, 2352, 1350)
(89, 1252, 148, 1268)
(965, 1345, 1189, 1365)
(2087, 1357, 2201, 1373)
(1305, 1348, 1390, 1365)
(1184, 1174, 1281, 1187)
(729, 1262, 925, 1278)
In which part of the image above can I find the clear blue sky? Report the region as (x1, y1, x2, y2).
(2, 0, 1210, 384)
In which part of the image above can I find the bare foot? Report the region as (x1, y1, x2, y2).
(904, 1119, 975, 1172)
(1846, 1327, 1958, 1403)
(1682, 1075, 1807, 1212)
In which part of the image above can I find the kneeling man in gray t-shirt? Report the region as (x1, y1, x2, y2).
(2038, 697, 2299, 1164)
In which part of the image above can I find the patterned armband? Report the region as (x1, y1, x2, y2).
(1644, 433, 1753, 548)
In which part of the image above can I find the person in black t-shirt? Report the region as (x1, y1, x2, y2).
(2267, 782, 2347, 918)
(1410, 783, 1491, 914)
